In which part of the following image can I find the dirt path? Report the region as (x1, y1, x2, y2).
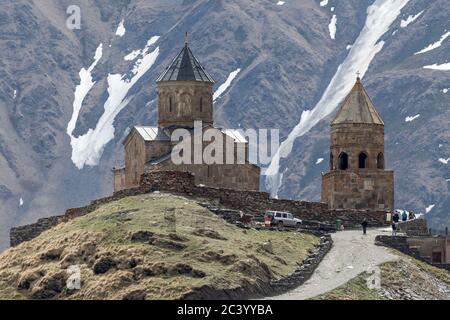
(270, 228, 399, 300)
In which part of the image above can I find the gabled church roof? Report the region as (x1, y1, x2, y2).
(122, 126, 170, 146)
(156, 42, 214, 83)
(332, 77, 384, 125)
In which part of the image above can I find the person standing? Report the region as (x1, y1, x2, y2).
(362, 218, 368, 235)
(402, 210, 408, 222)
(393, 211, 400, 223)
(392, 222, 397, 236)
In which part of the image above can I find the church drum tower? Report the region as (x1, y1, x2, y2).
(156, 37, 214, 129)
(114, 36, 260, 192)
(321, 77, 394, 212)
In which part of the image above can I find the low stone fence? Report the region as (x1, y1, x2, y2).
(397, 218, 429, 236)
(375, 235, 422, 259)
(10, 170, 389, 247)
(140, 171, 389, 228)
(375, 235, 450, 270)
(10, 215, 63, 247)
(10, 187, 147, 247)
(268, 234, 332, 295)
(182, 234, 333, 299)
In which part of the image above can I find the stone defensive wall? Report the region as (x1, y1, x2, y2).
(397, 217, 429, 236)
(10, 171, 389, 247)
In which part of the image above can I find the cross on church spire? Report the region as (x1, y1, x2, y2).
(356, 70, 361, 80)
(185, 32, 189, 46)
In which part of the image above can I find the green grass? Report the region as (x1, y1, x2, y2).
(312, 273, 386, 300)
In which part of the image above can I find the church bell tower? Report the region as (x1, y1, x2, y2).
(321, 77, 394, 212)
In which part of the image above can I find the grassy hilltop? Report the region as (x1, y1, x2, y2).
(0, 193, 318, 300)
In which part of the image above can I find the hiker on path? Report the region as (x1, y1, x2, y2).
(361, 218, 368, 235)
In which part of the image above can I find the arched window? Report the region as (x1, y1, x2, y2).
(338, 152, 348, 170)
(330, 153, 334, 170)
(359, 152, 368, 169)
(200, 97, 203, 112)
(169, 97, 173, 112)
(377, 152, 384, 169)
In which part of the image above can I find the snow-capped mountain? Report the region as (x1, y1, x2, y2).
(0, 0, 449, 250)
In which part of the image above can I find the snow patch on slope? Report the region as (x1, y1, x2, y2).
(276, 1, 285, 5)
(316, 158, 324, 165)
(320, 0, 328, 7)
(265, 0, 411, 197)
(115, 19, 126, 37)
(124, 50, 141, 61)
(438, 157, 450, 165)
(405, 114, 420, 122)
(67, 43, 103, 138)
(19, 197, 23, 207)
(69, 37, 160, 169)
(415, 31, 450, 55)
(213, 68, 241, 101)
(400, 10, 423, 28)
(442, 88, 449, 93)
(124, 37, 160, 63)
(423, 62, 450, 71)
(329, 15, 337, 40)
(425, 204, 435, 213)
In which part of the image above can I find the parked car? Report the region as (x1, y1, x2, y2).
(264, 211, 302, 228)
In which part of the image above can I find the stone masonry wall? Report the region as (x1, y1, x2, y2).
(140, 171, 389, 227)
(10, 187, 147, 247)
(375, 235, 450, 270)
(10, 171, 389, 247)
(397, 218, 429, 236)
(322, 170, 394, 211)
(10, 215, 64, 247)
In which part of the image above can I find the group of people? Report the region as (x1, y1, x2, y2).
(391, 210, 416, 236)
(360, 210, 417, 236)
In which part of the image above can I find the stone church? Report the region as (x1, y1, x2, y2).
(321, 76, 394, 211)
(113, 40, 260, 192)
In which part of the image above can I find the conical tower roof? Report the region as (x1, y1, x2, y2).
(156, 40, 214, 83)
(332, 77, 384, 125)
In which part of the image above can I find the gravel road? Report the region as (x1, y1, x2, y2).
(270, 228, 399, 300)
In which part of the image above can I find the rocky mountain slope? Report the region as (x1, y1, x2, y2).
(0, 192, 318, 300)
(0, 0, 449, 250)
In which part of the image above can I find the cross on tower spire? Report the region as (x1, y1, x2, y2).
(184, 32, 189, 46)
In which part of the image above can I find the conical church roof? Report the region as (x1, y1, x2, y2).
(156, 42, 214, 83)
(332, 77, 384, 125)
